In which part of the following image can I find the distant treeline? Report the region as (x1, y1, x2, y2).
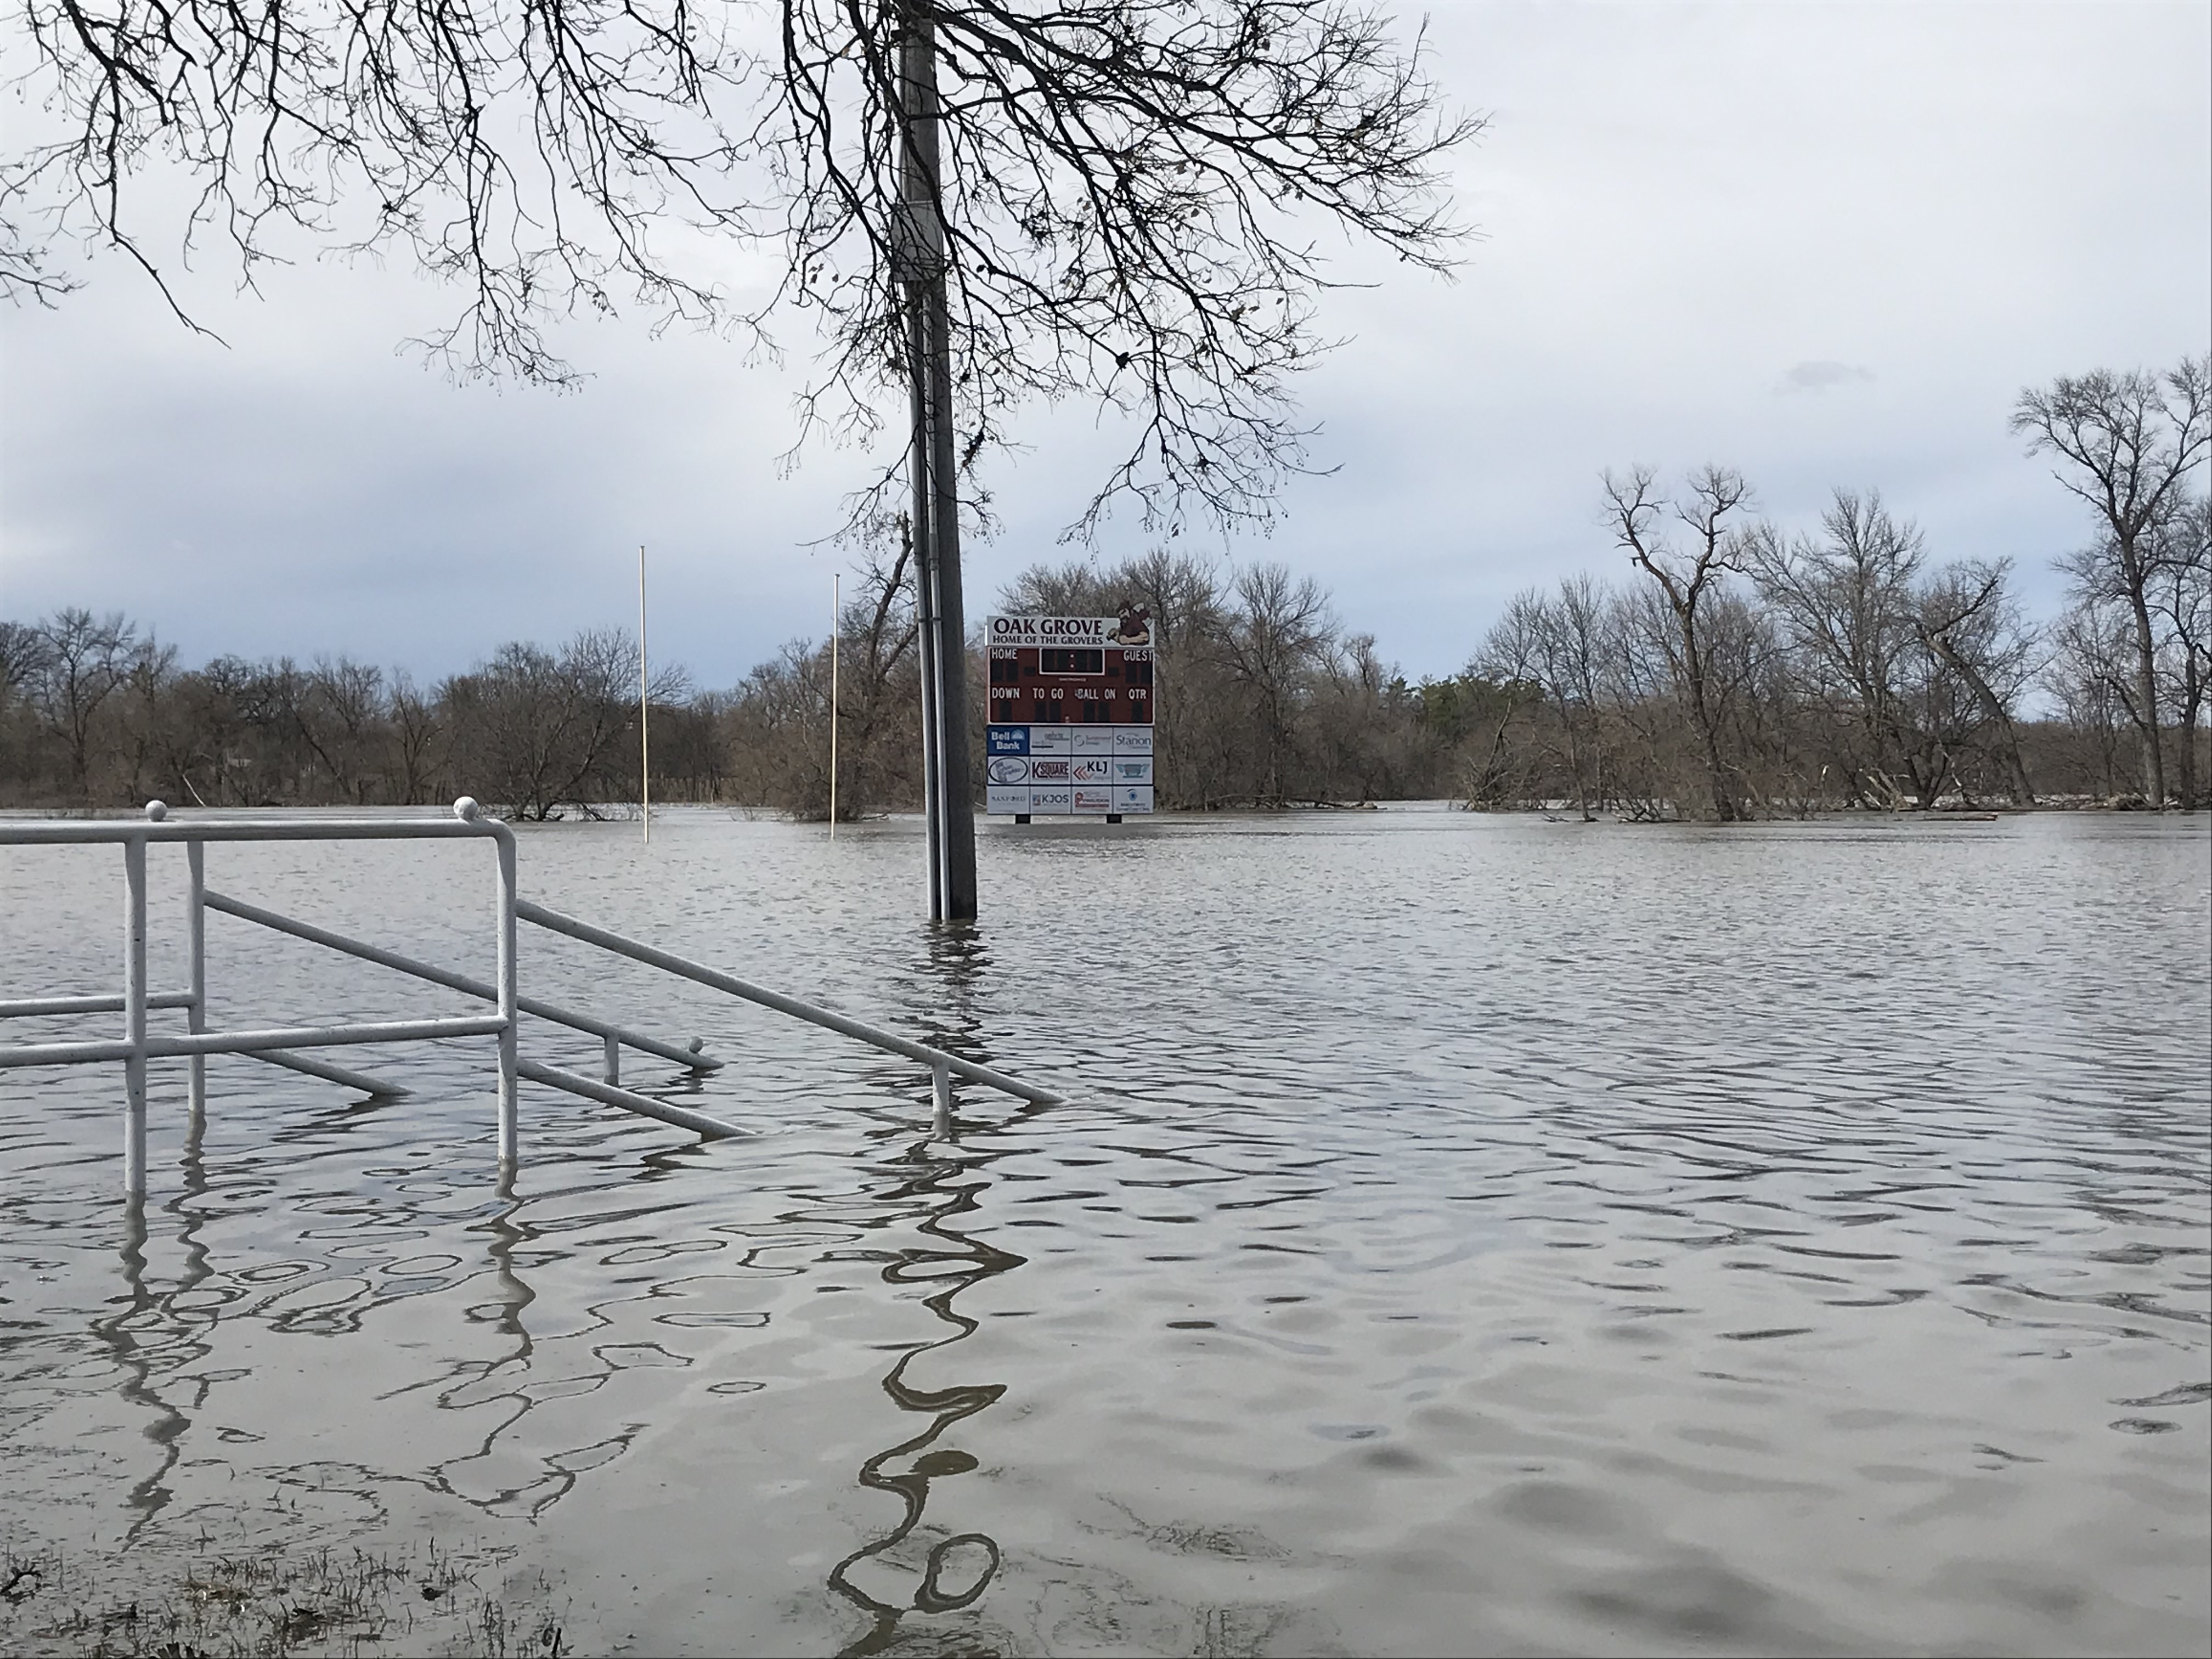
(3, 360, 2204, 819)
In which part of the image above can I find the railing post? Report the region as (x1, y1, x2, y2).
(603, 1033, 621, 1085)
(474, 801, 521, 1169)
(122, 824, 150, 1198)
(932, 1060, 953, 1137)
(186, 836, 206, 1120)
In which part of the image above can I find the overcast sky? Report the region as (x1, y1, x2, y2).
(2, 1, 2206, 689)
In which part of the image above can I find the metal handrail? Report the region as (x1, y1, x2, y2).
(0, 991, 198, 1018)
(1, 798, 522, 1193)
(201, 887, 721, 1077)
(4, 797, 1063, 1196)
(516, 899, 1065, 1108)
(0, 1015, 511, 1066)
(515, 1059, 743, 1139)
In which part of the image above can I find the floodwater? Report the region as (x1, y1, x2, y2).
(1, 805, 2207, 1657)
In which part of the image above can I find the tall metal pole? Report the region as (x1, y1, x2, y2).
(899, 5, 978, 921)
(922, 246, 979, 919)
(639, 545, 652, 845)
(829, 571, 840, 838)
(907, 315, 945, 920)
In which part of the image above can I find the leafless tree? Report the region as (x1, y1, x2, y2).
(1602, 465, 1754, 819)
(387, 670, 449, 803)
(444, 629, 669, 818)
(1915, 561, 2037, 807)
(1743, 490, 1925, 807)
(2013, 358, 2209, 805)
(6, 0, 1475, 538)
(25, 608, 142, 800)
(1483, 589, 1589, 816)
(1214, 562, 1334, 804)
(0, 620, 49, 702)
(2149, 496, 2211, 807)
(294, 657, 389, 804)
(828, 529, 924, 820)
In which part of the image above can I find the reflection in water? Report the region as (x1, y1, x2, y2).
(831, 923, 1026, 1655)
(98, 1101, 220, 1539)
(828, 1124, 1024, 1656)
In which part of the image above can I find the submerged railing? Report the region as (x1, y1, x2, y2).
(0, 800, 1061, 1196)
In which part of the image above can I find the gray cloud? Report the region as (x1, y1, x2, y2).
(1779, 360, 1877, 394)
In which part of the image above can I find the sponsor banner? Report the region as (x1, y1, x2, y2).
(986, 726, 1029, 756)
(985, 786, 1030, 815)
(1072, 787, 1114, 815)
(1029, 786, 1073, 815)
(1070, 757, 1111, 783)
(1071, 728, 1116, 758)
(1111, 786, 1154, 814)
(985, 755, 1030, 784)
(1110, 758, 1153, 785)
(1028, 725, 1074, 754)
(1114, 727, 1153, 755)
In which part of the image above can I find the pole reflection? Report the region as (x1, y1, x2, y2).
(829, 920, 1037, 1656)
(95, 1096, 218, 1541)
(828, 1123, 1026, 1656)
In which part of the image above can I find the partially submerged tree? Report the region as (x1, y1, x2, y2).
(1602, 465, 1755, 820)
(2013, 359, 2208, 805)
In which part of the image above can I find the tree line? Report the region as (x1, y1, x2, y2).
(3, 360, 2204, 819)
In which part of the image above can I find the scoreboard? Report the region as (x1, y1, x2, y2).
(985, 614, 1154, 816)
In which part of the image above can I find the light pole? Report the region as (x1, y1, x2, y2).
(896, 7, 979, 922)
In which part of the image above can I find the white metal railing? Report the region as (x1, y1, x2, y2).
(1, 798, 1061, 1197)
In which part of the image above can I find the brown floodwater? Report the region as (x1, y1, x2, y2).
(1, 805, 2207, 1656)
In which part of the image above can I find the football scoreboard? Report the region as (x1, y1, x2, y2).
(985, 613, 1154, 816)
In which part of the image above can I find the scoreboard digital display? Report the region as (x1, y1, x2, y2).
(989, 641, 1152, 725)
(985, 614, 1155, 817)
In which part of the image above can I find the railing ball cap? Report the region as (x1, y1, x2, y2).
(144, 800, 168, 821)
(453, 797, 482, 822)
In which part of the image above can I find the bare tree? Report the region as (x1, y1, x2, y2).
(26, 608, 140, 800)
(0, 621, 50, 703)
(388, 671, 449, 804)
(1743, 490, 1926, 807)
(2013, 358, 2209, 805)
(5, 0, 1473, 537)
(296, 657, 390, 804)
(445, 630, 665, 819)
(1486, 588, 1595, 817)
(1602, 465, 1754, 819)
(1215, 562, 1334, 804)
(1915, 561, 2037, 808)
(2150, 496, 2211, 807)
(830, 530, 924, 820)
